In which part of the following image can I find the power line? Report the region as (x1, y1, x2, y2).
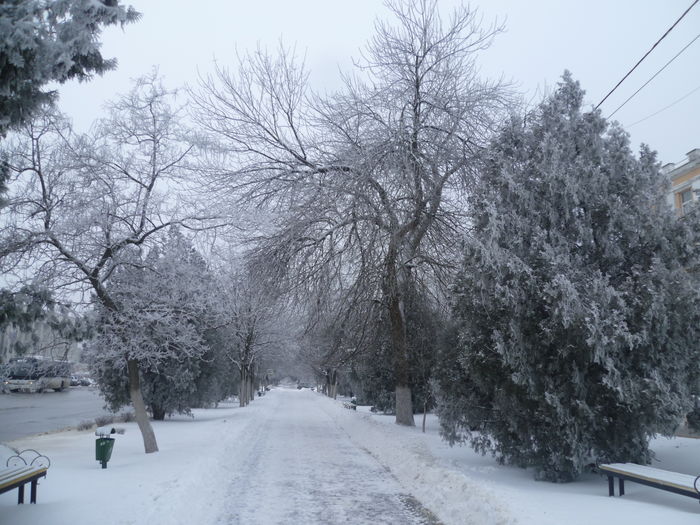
(626, 82, 700, 128)
(595, 0, 699, 110)
(607, 31, 700, 119)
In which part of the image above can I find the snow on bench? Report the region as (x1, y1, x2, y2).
(0, 449, 51, 504)
(600, 463, 700, 502)
(0, 466, 48, 504)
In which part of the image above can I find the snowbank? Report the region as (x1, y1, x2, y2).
(320, 398, 515, 524)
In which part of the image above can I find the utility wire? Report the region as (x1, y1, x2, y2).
(626, 82, 700, 127)
(595, 0, 699, 110)
(607, 31, 700, 119)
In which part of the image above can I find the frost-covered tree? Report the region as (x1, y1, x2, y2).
(195, 326, 241, 407)
(352, 283, 441, 423)
(0, 285, 89, 364)
(292, 282, 380, 400)
(1, 75, 219, 453)
(0, 156, 8, 207)
(216, 271, 281, 407)
(192, 0, 509, 425)
(86, 228, 229, 420)
(0, 286, 56, 332)
(436, 73, 700, 481)
(0, 0, 139, 136)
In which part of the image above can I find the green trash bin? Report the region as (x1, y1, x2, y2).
(95, 437, 115, 469)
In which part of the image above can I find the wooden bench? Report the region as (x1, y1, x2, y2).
(0, 449, 50, 504)
(600, 463, 700, 503)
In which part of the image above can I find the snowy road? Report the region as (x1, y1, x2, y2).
(0, 387, 114, 441)
(217, 388, 439, 525)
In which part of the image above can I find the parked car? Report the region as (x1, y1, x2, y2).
(69, 374, 94, 387)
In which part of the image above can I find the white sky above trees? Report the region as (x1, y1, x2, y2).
(56, 0, 700, 165)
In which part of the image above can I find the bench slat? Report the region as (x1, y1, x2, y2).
(0, 466, 48, 491)
(0, 467, 36, 484)
(600, 463, 698, 495)
(0, 466, 46, 480)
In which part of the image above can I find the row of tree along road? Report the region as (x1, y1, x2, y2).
(1, 0, 699, 482)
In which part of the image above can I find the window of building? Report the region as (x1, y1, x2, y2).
(679, 188, 694, 214)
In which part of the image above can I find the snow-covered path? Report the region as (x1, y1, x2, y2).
(218, 388, 437, 524)
(3, 386, 699, 525)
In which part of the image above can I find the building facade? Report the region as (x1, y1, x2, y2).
(665, 148, 700, 215)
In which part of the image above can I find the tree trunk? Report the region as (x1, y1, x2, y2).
(245, 371, 250, 403)
(385, 256, 415, 426)
(152, 404, 166, 421)
(239, 367, 247, 407)
(323, 369, 338, 399)
(395, 385, 414, 425)
(248, 369, 255, 402)
(127, 359, 159, 453)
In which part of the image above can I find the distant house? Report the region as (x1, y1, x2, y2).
(665, 148, 700, 215)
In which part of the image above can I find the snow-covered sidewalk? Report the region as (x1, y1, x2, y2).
(1, 387, 699, 525)
(217, 388, 435, 524)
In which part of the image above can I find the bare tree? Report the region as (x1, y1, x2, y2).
(298, 286, 381, 399)
(214, 268, 280, 407)
(1, 74, 221, 453)
(192, 0, 510, 425)
(300, 320, 350, 400)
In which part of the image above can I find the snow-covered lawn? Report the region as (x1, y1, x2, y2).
(349, 406, 700, 524)
(1, 387, 699, 525)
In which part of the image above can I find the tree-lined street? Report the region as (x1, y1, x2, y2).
(2, 3, 700, 523)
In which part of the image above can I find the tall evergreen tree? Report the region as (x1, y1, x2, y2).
(86, 228, 228, 420)
(0, 284, 88, 374)
(0, 153, 8, 207)
(352, 284, 441, 416)
(0, 0, 139, 135)
(436, 73, 700, 482)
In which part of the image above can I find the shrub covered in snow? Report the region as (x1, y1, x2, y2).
(437, 73, 700, 481)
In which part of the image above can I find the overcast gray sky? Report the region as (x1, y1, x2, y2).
(56, 0, 700, 165)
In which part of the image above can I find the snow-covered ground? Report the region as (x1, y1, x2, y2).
(1, 387, 699, 524)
